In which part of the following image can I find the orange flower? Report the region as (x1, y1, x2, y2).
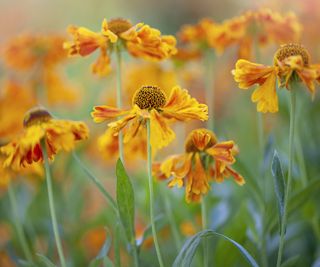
(0, 80, 36, 142)
(219, 8, 302, 59)
(91, 85, 208, 151)
(64, 18, 177, 76)
(233, 43, 320, 113)
(0, 107, 89, 170)
(154, 128, 244, 203)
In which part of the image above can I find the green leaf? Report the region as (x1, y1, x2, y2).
(89, 230, 112, 267)
(280, 255, 300, 267)
(271, 150, 286, 233)
(36, 254, 57, 267)
(116, 159, 135, 243)
(173, 230, 259, 267)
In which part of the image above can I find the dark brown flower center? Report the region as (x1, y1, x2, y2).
(23, 107, 52, 127)
(108, 18, 133, 35)
(185, 128, 217, 153)
(274, 43, 310, 66)
(133, 86, 167, 110)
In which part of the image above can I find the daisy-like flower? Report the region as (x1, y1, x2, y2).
(233, 43, 320, 113)
(0, 107, 89, 170)
(91, 85, 208, 151)
(64, 18, 177, 76)
(217, 8, 302, 60)
(153, 128, 245, 203)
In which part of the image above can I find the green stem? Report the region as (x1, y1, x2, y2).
(42, 142, 67, 267)
(146, 119, 164, 267)
(114, 223, 121, 267)
(276, 85, 296, 267)
(201, 197, 209, 267)
(8, 182, 34, 264)
(115, 44, 124, 163)
(72, 152, 117, 212)
(160, 184, 181, 251)
(204, 49, 215, 130)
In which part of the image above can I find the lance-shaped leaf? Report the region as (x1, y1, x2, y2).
(271, 150, 286, 233)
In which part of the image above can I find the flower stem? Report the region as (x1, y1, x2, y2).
(276, 84, 296, 267)
(160, 184, 181, 251)
(115, 44, 124, 163)
(8, 182, 34, 264)
(201, 197, 209, 267)
(146, 119, 164, 267)
(41, 141, 67, 267)
(72, 152, 117, 212)
(204, 49, 215, 130)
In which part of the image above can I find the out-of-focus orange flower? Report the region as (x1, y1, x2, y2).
(0, 80, 36, 142)
(154, 128, 244, 203)
(233, 43, 320, 113)
(218, 8, 302, 59)
(0, 107, 89, 170)
(64, 18, 177, 76)
(180, 221, 197, 236)
(91, 85, 208, 151)
(2, 34, 80, 106)
(0, 251, 15, 267)
(81, 227, 107, 259)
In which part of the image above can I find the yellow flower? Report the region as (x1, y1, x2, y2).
(233, 43, 320, 113)
(64, 18, 177, 76)
(154, 128, 244, 203)
(91, 86, 208, 151)
(0, 107, 89, 170)
(219, 8, 302, 59)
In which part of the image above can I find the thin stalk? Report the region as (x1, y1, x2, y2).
(72, 152, 117, 212)
(115, 44, 124, 163)
(276, 85, 296, 267)
(114, 222, 121, 267)
(160, 184, 181, 251)
(146, 119, 164, 267)
(41, 141, 67, 267)
(204, 49, 215, 130)
(201, 197, 209, 267)
(8, 182, 34, 264)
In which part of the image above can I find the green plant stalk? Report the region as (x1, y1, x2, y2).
(204, 49, 215, 130)
(72, 152, 117, 212)
(8, 182, 34, 264)
(160, 184, 181, 251)
(146, 119, 164, 267)
(276, 84, 297, 267)
(42, 141, 67, 267)
(114, 222, 121, 267)
(115, 44, 124, 163)
(201, 196, 209, 267)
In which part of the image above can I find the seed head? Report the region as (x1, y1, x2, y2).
(133, 86, 167, 110)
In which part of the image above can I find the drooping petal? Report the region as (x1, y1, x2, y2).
(108, 113, 137, 135)
(101, 19, 118, 43)
(149, 110, 175, 150)
(91, 106, 128, 123)
(251, 70, 278, 113)
(206, 141, 236, 164)
(232, 59, 276, 89)
(91, 50, 112, 77)
(162, 86, 208, 121)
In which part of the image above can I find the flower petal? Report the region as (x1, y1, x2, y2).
(91, 106, 128, 123)
(206, 141, 236, 164)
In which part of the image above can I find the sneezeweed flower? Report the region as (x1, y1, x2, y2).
(91, 85, 208, 151)
(219, 8, 302, 60)
(233, 43, 320, 113)
(2, 34, 79, 105)
(64, 18, 177, 76)
(154, 128, 245, 202)
(0, 107, 89, 170)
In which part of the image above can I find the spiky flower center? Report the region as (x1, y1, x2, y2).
(23, 107, 52, 128)
(133, 86, 167, 110)
(274, 43, 310, 66)
(185, 129, 217, 153)
(108, 18, 133, 35)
